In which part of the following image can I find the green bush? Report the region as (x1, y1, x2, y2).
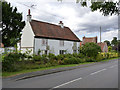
(63, 57, 79, 64)
(77, 58, 85, 63)
(41, 54, 49, 63)
(95, 53, 104, 61)
(49, 60, 58, 66)
(77, 53, 85, 58)
(72, 53, 78, 58)
(56, 54, 64, 61)
(63, 54, 73, 58)
(48, 53, 56, 60)
(85, 57, 95, 62)
(81, 42, 101, 58)
(2, 53, 22, 72)
(33, 55, 41, 61)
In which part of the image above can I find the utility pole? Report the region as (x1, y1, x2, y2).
(100, 26, 101, 43)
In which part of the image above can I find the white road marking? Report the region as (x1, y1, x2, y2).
(51, 63, 117, 89)
(52, 77, 82, 88)
(90, 69, 107, 75)
(109, 65, 117, 68)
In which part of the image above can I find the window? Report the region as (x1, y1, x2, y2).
(60, 40, 64, 46)
(42, 39, 48, 46)
(59, 50, 64, 54)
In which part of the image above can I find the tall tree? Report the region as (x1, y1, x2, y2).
(104, 40, 111, 46)
(111, 37, 118, 46)
(2, 1, 25, 47)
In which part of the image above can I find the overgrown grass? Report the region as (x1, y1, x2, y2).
(2, 57, 118, 77)
(2, 62, 95, 77)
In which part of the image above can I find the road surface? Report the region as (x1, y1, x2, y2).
(3, 59, 118, 89)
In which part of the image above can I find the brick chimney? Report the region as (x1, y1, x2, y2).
(27, 9, 32, 22)
(83, 36, 85, 40)
(59, 21, 64, 28)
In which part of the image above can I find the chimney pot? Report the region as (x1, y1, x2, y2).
(27, 9, 32, 22)
(28, 9, 30, 15)
(83, 36, 85, 40)
(59, 21, 64, 28)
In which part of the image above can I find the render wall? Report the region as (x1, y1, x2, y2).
(34, 38, 80, 55)
(20, 22, 35, 54)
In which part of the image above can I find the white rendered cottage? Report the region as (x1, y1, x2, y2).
(20, 9, 80, 55)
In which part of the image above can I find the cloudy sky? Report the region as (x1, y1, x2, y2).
(6, 0, 118, 42)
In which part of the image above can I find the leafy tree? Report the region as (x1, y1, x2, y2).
(111, 37, 118, 46)
(1, 1, 25, 47)
(89, 2, 119, 16)
(104, 40, 111, 46)
(80, 42, 101, 58)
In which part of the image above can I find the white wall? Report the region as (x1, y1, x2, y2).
(21, 22, 35, 53)
(34, 38, 80, 55)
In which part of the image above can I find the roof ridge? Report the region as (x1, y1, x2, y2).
(31, 19, 68, 28)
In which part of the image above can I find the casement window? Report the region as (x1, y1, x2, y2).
(59, 50, 64, 54)
(60, 40, 64, 46)
(42, 39, 48, 46)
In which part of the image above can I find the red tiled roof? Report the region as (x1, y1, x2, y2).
(30, 20, 80, 42)
(82, 37, 97, 45)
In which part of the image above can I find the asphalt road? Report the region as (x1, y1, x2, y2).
(3, 59, 118, 89)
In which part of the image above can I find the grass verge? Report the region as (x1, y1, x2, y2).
(2, 57, 118, 78)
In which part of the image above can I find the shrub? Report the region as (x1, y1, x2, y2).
(37, 49, 41, 55)
(57, 60, 62, 65)
(41, 54, 49, 63)
(72, 53, 78, 58)
(48, 53, 56, 60)
(77, 58, 86, 63)
(63, 54, 73, 58)
(81, 42, 101, 58)
(2, 53, 21, 72)
(49, 60, 58, 66)
(95, 53, 104, 61)
(56, 54, 64, 61)
(33, 55, 41, 61)
(63, 57, 79, 64)
(77, 53, 85, 58)
(85, 57, 95, 62)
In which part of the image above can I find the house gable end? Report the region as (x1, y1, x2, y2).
(21, 22, 35, 47)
